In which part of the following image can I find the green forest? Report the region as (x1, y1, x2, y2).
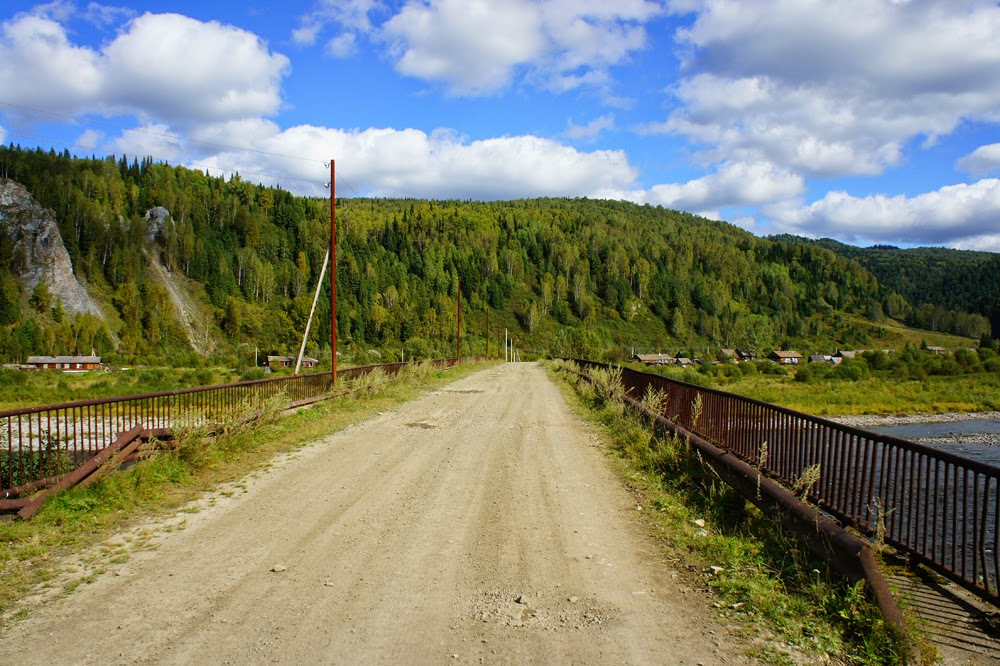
(770, 235, 1000, 335)
(0, 145, 993, 367)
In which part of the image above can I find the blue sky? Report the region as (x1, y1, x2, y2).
(1, 1, 999, 251)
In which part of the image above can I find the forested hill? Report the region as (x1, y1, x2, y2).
(769, 235, 1000, 335)
(0, 146, 991, 366)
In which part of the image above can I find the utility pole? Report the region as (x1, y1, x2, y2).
(486, 307, 490, 360)
(457, 277, 462, 362)
(329, 160, 337, 385)
(505, 328, 508, 362)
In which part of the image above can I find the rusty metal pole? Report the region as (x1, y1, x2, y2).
(457, 278, 462, 362)
(330, 160, 337, 385)
(486, 307, 490, 360)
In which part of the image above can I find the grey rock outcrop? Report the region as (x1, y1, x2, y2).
(144, 206, 170, 243)
(0, 178, 100, 317)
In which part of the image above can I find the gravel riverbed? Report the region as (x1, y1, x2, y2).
(828, 411, 1000, 447)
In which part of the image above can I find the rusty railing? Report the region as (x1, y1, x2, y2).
(1, 358, 459, 494)
(572, 359, 1000, 608)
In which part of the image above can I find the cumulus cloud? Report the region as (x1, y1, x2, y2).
(382, 0, 545, 95)
(326, 33, 357, 58)
(0, 11, 289, 124)
(640, 161, 804, 211)
(563, 114, 615, 142)
(298, 0, 663, 96)
(0, 13, 103, 114)
(109, 121, 639, 200)
(768, 179, 1000, 247)
(656, 1, 1000, 179)
(83, 3, 135, 26)
(957, 143, 1000, 176)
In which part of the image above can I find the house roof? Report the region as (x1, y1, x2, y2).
(267, 355, 318, 363)
(719, 348, 736, 356)
(634, 353, 673, 363)
(26, 355, 101, 364)
(770, 350, 803, 359)
(926, 346, 947, 352)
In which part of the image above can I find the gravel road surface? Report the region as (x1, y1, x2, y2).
(1, 363, 748, 664)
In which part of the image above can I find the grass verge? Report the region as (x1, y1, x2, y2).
(0, 361, 495, 624)
(546, 359, 930, 665)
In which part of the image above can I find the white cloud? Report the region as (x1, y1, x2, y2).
(382, 0, 545, 95)
(293, 0, 663, 96)
(76, 128, 103, 150)
(768, 179, 1000, 246)
(957, 143, 1000, 176)
(0, 14, 103, 114)
(102, 13, 289, 123)
(292, 22, 321, 45)
(656, 1, 1000, 179)
(109, 120, 640, 200)
(84, 3, 135, 26)
(639, 161, 804, 211)
(326, 33, 357, 58)
(564, 114, 614, 142)
(0, 11, 289, 124)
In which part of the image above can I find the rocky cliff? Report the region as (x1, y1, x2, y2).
(0, 178, 100, 317)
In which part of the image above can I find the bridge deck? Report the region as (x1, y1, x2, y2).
(0, 363, 748, 664)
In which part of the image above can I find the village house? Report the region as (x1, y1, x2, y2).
(768, 350, 803, 365)
(925, 346, 948, 355)
(808, 354, 834, 364)
(717, 348, 737, 362)
(23, 355, 103, 371)
(632, 353, 674, 366)
(736, 349, 757, 362)
(265, 355, 318, 369)
(834, 350, 865, 360)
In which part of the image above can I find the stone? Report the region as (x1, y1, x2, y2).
(0, 179, 100, 317)
(271, 564, 287, 572)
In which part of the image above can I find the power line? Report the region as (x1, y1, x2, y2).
(0, 129, 327, 188)
(0, 99, 325, 165)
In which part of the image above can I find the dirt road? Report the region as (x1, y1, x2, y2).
(1, 363, 748, 664)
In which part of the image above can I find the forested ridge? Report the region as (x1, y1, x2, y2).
(770, 234, 1000, 336)
(0, 146, 991, 366)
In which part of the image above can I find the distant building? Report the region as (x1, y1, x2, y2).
(808, 354, 833, 364)
(265, 355, 318, 369)
(925, 346, 948, 355)
(632, 353, 674, 366)
(834, 350, 864, 360)
(717, 348, 737, 362)
(24, 355, 102, 371)
(768, 350, 803, 365)
(736, 349, 757, 362)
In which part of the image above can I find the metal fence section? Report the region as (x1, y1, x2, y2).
(2, 359, 459, 494)
(571, 359, 1000, 608)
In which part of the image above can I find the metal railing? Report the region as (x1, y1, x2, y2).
(572, 359, 1000, 607)
(2, 359, 459, 494)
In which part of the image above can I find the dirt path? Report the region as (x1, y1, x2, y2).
(1, 363, 749, 664)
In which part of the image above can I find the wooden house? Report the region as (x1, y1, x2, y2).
(265, 355, 318, 369)
(768, 350, 803, 365)
(632, 353, 674, 366)
(24, 355, 102, 371)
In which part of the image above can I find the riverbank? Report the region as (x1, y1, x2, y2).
(829, 411, 1000, 448)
